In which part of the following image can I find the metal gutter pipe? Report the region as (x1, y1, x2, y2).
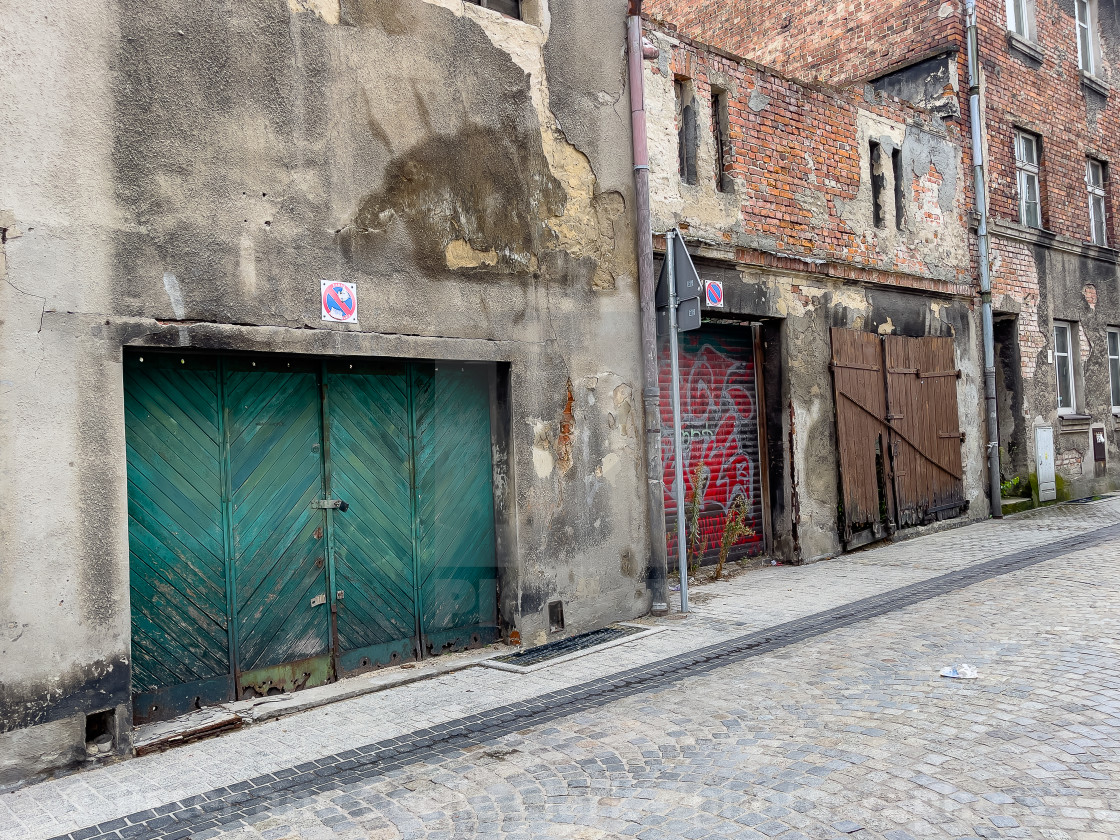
(965, 0, 1003, 518)
(627, 1, 671, 614)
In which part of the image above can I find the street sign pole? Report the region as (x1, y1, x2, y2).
(667, 230, 689, 614)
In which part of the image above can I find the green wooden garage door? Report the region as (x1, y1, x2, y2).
(125, 353, 498, 723)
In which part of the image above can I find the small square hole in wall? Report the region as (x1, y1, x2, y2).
(548, 600, 565, 633)
(85, 709, 114, 746)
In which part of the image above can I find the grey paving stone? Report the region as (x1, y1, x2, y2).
(13, 503, 1120, 840)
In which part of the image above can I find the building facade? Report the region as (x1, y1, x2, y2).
(647, 0, 1120, 504)
(0, 0, 653, 785)
(642, 19, 989, 567)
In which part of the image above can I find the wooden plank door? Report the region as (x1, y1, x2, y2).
(883, 335, 965, 524)
(224, 357, 332, 697)
(323, 360, 418, 674)
(413, 363, 499, 655)
(125, 354, 234, 722)
(829, 328, 895, 547)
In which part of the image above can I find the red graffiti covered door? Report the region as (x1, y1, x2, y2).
(660, 325, 767, 568)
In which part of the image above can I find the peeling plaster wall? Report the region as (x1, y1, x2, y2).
(643, 22, 986, 564)
(644, 27, 971, 289)
(0, 0, 646, 781)
(691, 255, 986, 563)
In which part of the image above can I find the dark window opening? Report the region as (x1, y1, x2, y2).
(676, 79, 699, 186)
(870, 141, 886, 228)
(465, 0, 522, 19)
(711, 89, 731, 192)
(891, 148, 904, 230)
(548, 600, 565, 633)
(85, 709, 114, 746)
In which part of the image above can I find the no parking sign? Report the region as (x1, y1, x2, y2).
(704, 279, 724, 308)
(321, 280, 358, 323)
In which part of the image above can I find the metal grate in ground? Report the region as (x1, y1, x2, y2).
(489, 625, 645, 667)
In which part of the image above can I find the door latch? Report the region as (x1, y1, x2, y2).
(312, 499, 349, 512)
(310, 593, 326, 607)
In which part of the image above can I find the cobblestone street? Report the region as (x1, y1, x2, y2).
(6, 501, 1120, 840)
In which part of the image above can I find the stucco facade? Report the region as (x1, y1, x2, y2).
(0, 0, 651, 785)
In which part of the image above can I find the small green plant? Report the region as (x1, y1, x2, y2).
(715, 494, 755, 580)
(685, 462, 709, 577)
(1000, 475, 1027, 498)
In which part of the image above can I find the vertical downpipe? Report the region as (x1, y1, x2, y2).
(628, 4, 671, 614)
(965, 0, 1004, 517)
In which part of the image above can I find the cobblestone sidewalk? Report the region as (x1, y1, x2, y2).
(3, 499, 1120, 840)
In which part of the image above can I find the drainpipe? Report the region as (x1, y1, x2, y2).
(965, 0, 1003, 518)
(627, 2, 670, 614)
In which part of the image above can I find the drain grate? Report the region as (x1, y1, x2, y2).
(1066, 494, 1113, 504)
(491, 624, 645, 667)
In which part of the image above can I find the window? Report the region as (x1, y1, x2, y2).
(1076, 0, 1095, 74)
(1054, 321, 1077, 413)
(1015, 130, 1042, 229)
(465, 0, 521, 19)
(892, 148, 904, 230)
(870, 141, 887, 228)
(1109, 329, 1120, 410)
(711, 89, 731, 193)
(1006, 0, 1037, 40)
(676, 80, 698, 186)
(1087, 158, 1108, 246)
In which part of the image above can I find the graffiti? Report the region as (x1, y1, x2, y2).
(659, 328, 763, 566)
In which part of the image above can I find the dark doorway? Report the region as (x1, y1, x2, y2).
(994, 316, 1028, 481)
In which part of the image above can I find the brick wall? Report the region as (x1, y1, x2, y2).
(644, 0, 960, 85)
(647, 0, 1120, 252)
(644, 23, 972, 289)
(975, 1, 1120, 247)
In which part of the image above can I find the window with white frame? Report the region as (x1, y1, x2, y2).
(1006, 0, 1037, 40)
(1015, 130, 1042, 229)
(1054, 321, 1077, 413)
(1087, 158, 1108, 246)
(1076, 0, 1095, 74)
(1109, 328, 1120, 410)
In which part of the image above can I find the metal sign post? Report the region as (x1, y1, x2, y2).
(658, 228, 702, 614)
(666, 232, 688, 613)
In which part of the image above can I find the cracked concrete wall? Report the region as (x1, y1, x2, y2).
(0, 0, 646, 781)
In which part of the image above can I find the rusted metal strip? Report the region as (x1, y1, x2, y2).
(916, 369, 962, 379)
(830, 360, 881, 372)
